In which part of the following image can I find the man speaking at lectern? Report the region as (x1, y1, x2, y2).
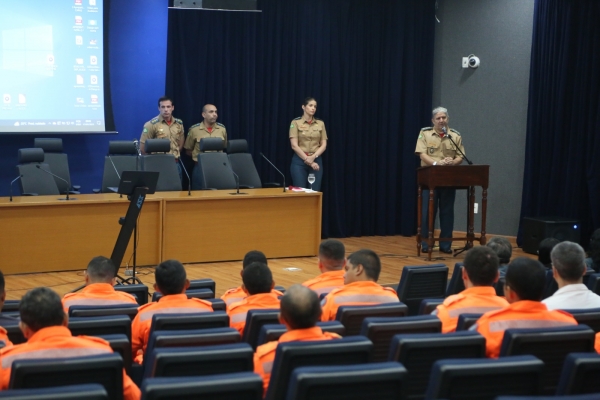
(415, 107, 465, 254)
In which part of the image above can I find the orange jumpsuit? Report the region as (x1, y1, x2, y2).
(320, 281, 399, 321)
(302, 270, 345, 295)
(595, 332, 600, 353)
(0, 327, 12, 348)
(253, 326, 341, 394)
(227, 293, 281, 335)
(62, 283, 138, 312)
(221, 286, 283, 307)
(0, 326, 140, 400)
(131, 294, 213, 363)
(433, 286, 509, 333)
(474, 300, 577, 358)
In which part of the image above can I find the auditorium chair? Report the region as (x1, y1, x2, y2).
(418, 298, 443, 315)
(68, 315, 132, 342)
(496, 395, 600, 400)
(396, 264, 448, 315)
(226, 139, 280, 188)
(1, 300, 20, 312)
(285, 362, 407, 400)
(143, 343, 254, 379)
(0, 384, 109, 400)
(556, 352, 600, 395)
(95, 333, 132, 375)
(188, 278, 216, 293)
(564, 308, 600, 333)
(147, 312, 229, 340)
(98, 141, 138, 193)
(424, 355, 544, 400)
(360, 315, 442, 362)
(151, 288, 214, 302)
(242, 309, 281, 349)
(193, 137, 236, 190)
(586, 273, 600, 296)
(335, 303, 408, 336)
(140, 372, 263, 400)
(264, 336, 373, 400)
(68, 304, 138, 319)
(33, 138, 80, 194)
(256, 321, 347, 347)
(455, 313, 483, 331)
(445, 262, 466, 296)
(9, 353, 124, 400)
(499, 325, 596, 395)
(114, 283, 150, 305)
(141, 139, 182, 192)
(389, 331, 486, 399)
(3, 323, 26, 345)
(15, 148, 60, 196)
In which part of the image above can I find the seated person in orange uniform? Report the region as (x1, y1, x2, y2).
(221, 250, 283, 306)
(433, 246, 508, 333)
(254, 284, 340, 394)
(227, 262, 280, 334)
(62, 256, 138, 312)
(472, 257, 578, 358)
(302, 239, 346, 295)
(320, 249, 399, 321)
(0, 287, 140, 400)
(131, 259, 213, 363)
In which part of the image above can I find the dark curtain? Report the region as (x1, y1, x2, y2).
(166, 0, 435, 238)
(518, 0, 600, 246)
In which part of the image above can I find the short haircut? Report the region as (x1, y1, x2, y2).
(86, 256, 116, 282)
(347, 249, 381, 281)
(202, 104, 216, 113)
(551, 241, 586, 282)
(538, 238, 560, 265)
(432, 106, 448, 118)
(280, 284, 321, 329)
(0, 269, 5, 293)
(319, 239, 345, 270)
(155, 259, 187, 295)
(486, 237, 512, 264)
(589, 228, 600, 266)
(158, 96, 173, 107)
(505, 257, 546, 301)
(242, 262, 273, 295)
(463, 246, 499, 286)
(303, 97, 316, 106)
(243, 250, 267, 268)
(20, 287, 65, 332)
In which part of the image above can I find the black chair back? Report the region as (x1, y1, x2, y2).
(95, 333, 132, 375)
(456, 313, 483, 331)
(100, 141, 138, 193)
(34, 138, 76, 194)
(227, 139, 262, 188)
(188, 279, 216, 293)
(196, 138, 236, 189)
(16, 148, 60, 195)
(0, 384, 109, 400)
(564, 308, 600, 333)
(397, 264, 448, 315)
(147, 312, 228, 340)
(256, 321, 346, 347)
(242, 309, 281, 349)
(445, 263, 466, 296)
(556, 352, 600, 395)
(142, 139, 182, 192)
(336, 303, 408, 336)
(68, 304, 138, 320)
(114, 284, 149, 305)
(152, 288, 214, 302)
(418, 298, 444, 315)
(587, 273, 600, 295)
(68, 315, 132, 342)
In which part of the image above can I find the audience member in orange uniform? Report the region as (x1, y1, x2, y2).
(254, 284, 340, 394)
(0, 287, 140, 400)
(227, 262, 280, 334)
(62, 256, 138, 312)
(433, 246, 509, 333)
(302, 239, 346, 295)
(221, 250, 283, 306)
(320, 249, 399, 321)
(473, 257, 578, 358)
(131, 260, 213, 363)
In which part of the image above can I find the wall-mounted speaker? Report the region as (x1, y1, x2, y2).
(521, 217, 580, 255)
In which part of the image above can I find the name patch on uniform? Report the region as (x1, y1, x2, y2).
(429, 148, 434, 154)
(290, 124, 294, 128)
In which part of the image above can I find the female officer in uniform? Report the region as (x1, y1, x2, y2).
(289, 97, 328, 191)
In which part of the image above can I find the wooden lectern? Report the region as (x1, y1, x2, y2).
(417, 165, 490, 260)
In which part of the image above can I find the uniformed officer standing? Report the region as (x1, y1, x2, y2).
(184, 104, 227, 190)
(415, 107, 465, 254)
(140, 96, 184, 179)
(289, 97, 328, 191)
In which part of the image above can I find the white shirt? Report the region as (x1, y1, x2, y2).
(542, 284, 600, 310)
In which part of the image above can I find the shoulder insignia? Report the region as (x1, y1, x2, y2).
(151, 118, 159, 124)
(217, 122, 225, 128)
(143, 128, 148, 133)
(175, 118, 183, 125)
(293, 116, 301, 120)
(189, 123, 201, 130)
(420, 126, 432, 131)
(450, 128, 461, 136)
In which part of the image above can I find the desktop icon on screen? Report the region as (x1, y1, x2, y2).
(75, 16, 83, 25)
(18, 94, 26, 104)
(89, 0, 96, 5)
(90, 55, 97, 65)
(3, 94, 11, 104)
(76, 58, 83, 64)
(89, 39, 97, 46)
(90, 75, 98, 85)
(91, 94, 98, 104)
(76, 36, 83, 45)
(76, 75, 84, 85)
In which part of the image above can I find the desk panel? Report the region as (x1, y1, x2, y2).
(160, 189, 322, 263)
(0, 194, 162, 274)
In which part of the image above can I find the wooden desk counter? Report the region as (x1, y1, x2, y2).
(0, 194, 162, 274)
(157, 188, 322, 263)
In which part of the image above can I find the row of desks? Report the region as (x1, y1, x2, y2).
(0, 189, 322, 274)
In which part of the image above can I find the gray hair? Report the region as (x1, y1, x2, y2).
(551, 241, 586, 282)
(432, 107, 449, 118)
(486, 237, 512, 264)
